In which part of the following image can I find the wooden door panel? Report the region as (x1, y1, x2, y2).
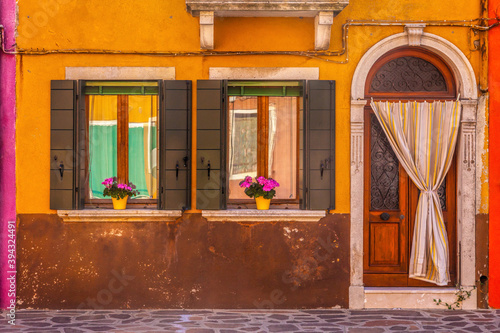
(370, 222, 400, 266)
(364, 273, 408, 287)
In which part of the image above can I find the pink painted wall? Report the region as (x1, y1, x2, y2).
(0, 0, 16, 309)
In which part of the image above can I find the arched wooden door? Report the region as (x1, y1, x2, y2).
(363, 48, 458, 287)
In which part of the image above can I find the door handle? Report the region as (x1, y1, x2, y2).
(320, 161, 325, 180)
(207, 161, 211, 180)
(176, 161, 179, 180)
(59, 162, 64, 179)
(400, 215, 405, 220)
(380, 212, 390, 221)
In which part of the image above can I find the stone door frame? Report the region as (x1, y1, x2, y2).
(349, 28, 478, 309)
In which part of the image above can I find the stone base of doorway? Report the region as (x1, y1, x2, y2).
(361, 287, 477, 309)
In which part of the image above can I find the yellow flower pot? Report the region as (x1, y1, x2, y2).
(112, 196, 128, 210)
(255, 196, 271, 210)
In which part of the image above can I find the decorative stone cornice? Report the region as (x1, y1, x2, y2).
(405, 24, 426, 46)
(185, 0, 349, 50)
(186, 0, 349, 17)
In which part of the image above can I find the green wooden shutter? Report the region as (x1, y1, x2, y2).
(304, 80, 335, 210)
(50, 80, 77, 210)
(159, 80, 192, 210)
(196, 80, 226, 210)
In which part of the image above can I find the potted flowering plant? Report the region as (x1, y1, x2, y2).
(239, 176, 280, 210)
(102, 177, 139, 210)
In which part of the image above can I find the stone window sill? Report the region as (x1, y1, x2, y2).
(202, 209, 326, 222)
(58, 209, 327, 223)
(57, 209, 183, 223)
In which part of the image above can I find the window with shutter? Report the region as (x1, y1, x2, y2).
(227, 82, 301, 207)
(196, 79, 335, 210)
(84, 81, 160, 205)
(50, 80, 191, 210)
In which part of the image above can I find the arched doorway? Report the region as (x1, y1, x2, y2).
(362, 47, 457, 287)
(349, 30, 478, 309)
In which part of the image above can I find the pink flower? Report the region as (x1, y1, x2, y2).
(256, 176, 267, 185)
(269, 179, 280, 188)
(263, 184, 273, 191)
(262, 178, 280, 191)
(239, 176, 253, 188)
(240, 182, 251, 188)
(102, 178, 115, 188)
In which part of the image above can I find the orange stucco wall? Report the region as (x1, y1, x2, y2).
(15, 0, 482, 215)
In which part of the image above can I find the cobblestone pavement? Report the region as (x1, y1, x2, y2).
(2, 309, 500, 333)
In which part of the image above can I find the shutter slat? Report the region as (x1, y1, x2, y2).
(160, 80, 192, 210)
(305, 80, 335, 210)
(50, 80, 77, 210)
(196, 80, 225, 210)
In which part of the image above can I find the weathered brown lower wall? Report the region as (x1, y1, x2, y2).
(476, 213, 489, 309)
(17, 213, 350, 309)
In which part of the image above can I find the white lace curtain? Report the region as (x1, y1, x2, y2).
(370, 100, 461, 286)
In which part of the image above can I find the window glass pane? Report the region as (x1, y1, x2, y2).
(228, 96, 258, 200)
(88, 95, 118, 199)
(128, 95, 158, 199)
(268, 97, 297, 199)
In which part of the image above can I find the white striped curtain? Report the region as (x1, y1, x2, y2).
(370, 100, 461, 286)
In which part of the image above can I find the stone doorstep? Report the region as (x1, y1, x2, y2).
(364, 287, 461, 309)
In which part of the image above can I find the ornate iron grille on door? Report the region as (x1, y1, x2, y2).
(370, 113, 399, 210)
(370, 56, 447, 93)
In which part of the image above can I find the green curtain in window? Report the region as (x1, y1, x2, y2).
(128, 126, 149, 198)
(89, 124, 117, 198)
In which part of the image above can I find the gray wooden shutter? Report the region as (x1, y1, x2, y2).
(196, 80, 226, 210)
(304, 80, 335, 210)
(299, 81, 306, 209)
(77, 81, 87, 209)
(50, 80, 77, 210)
(159, 80, 192, 210)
